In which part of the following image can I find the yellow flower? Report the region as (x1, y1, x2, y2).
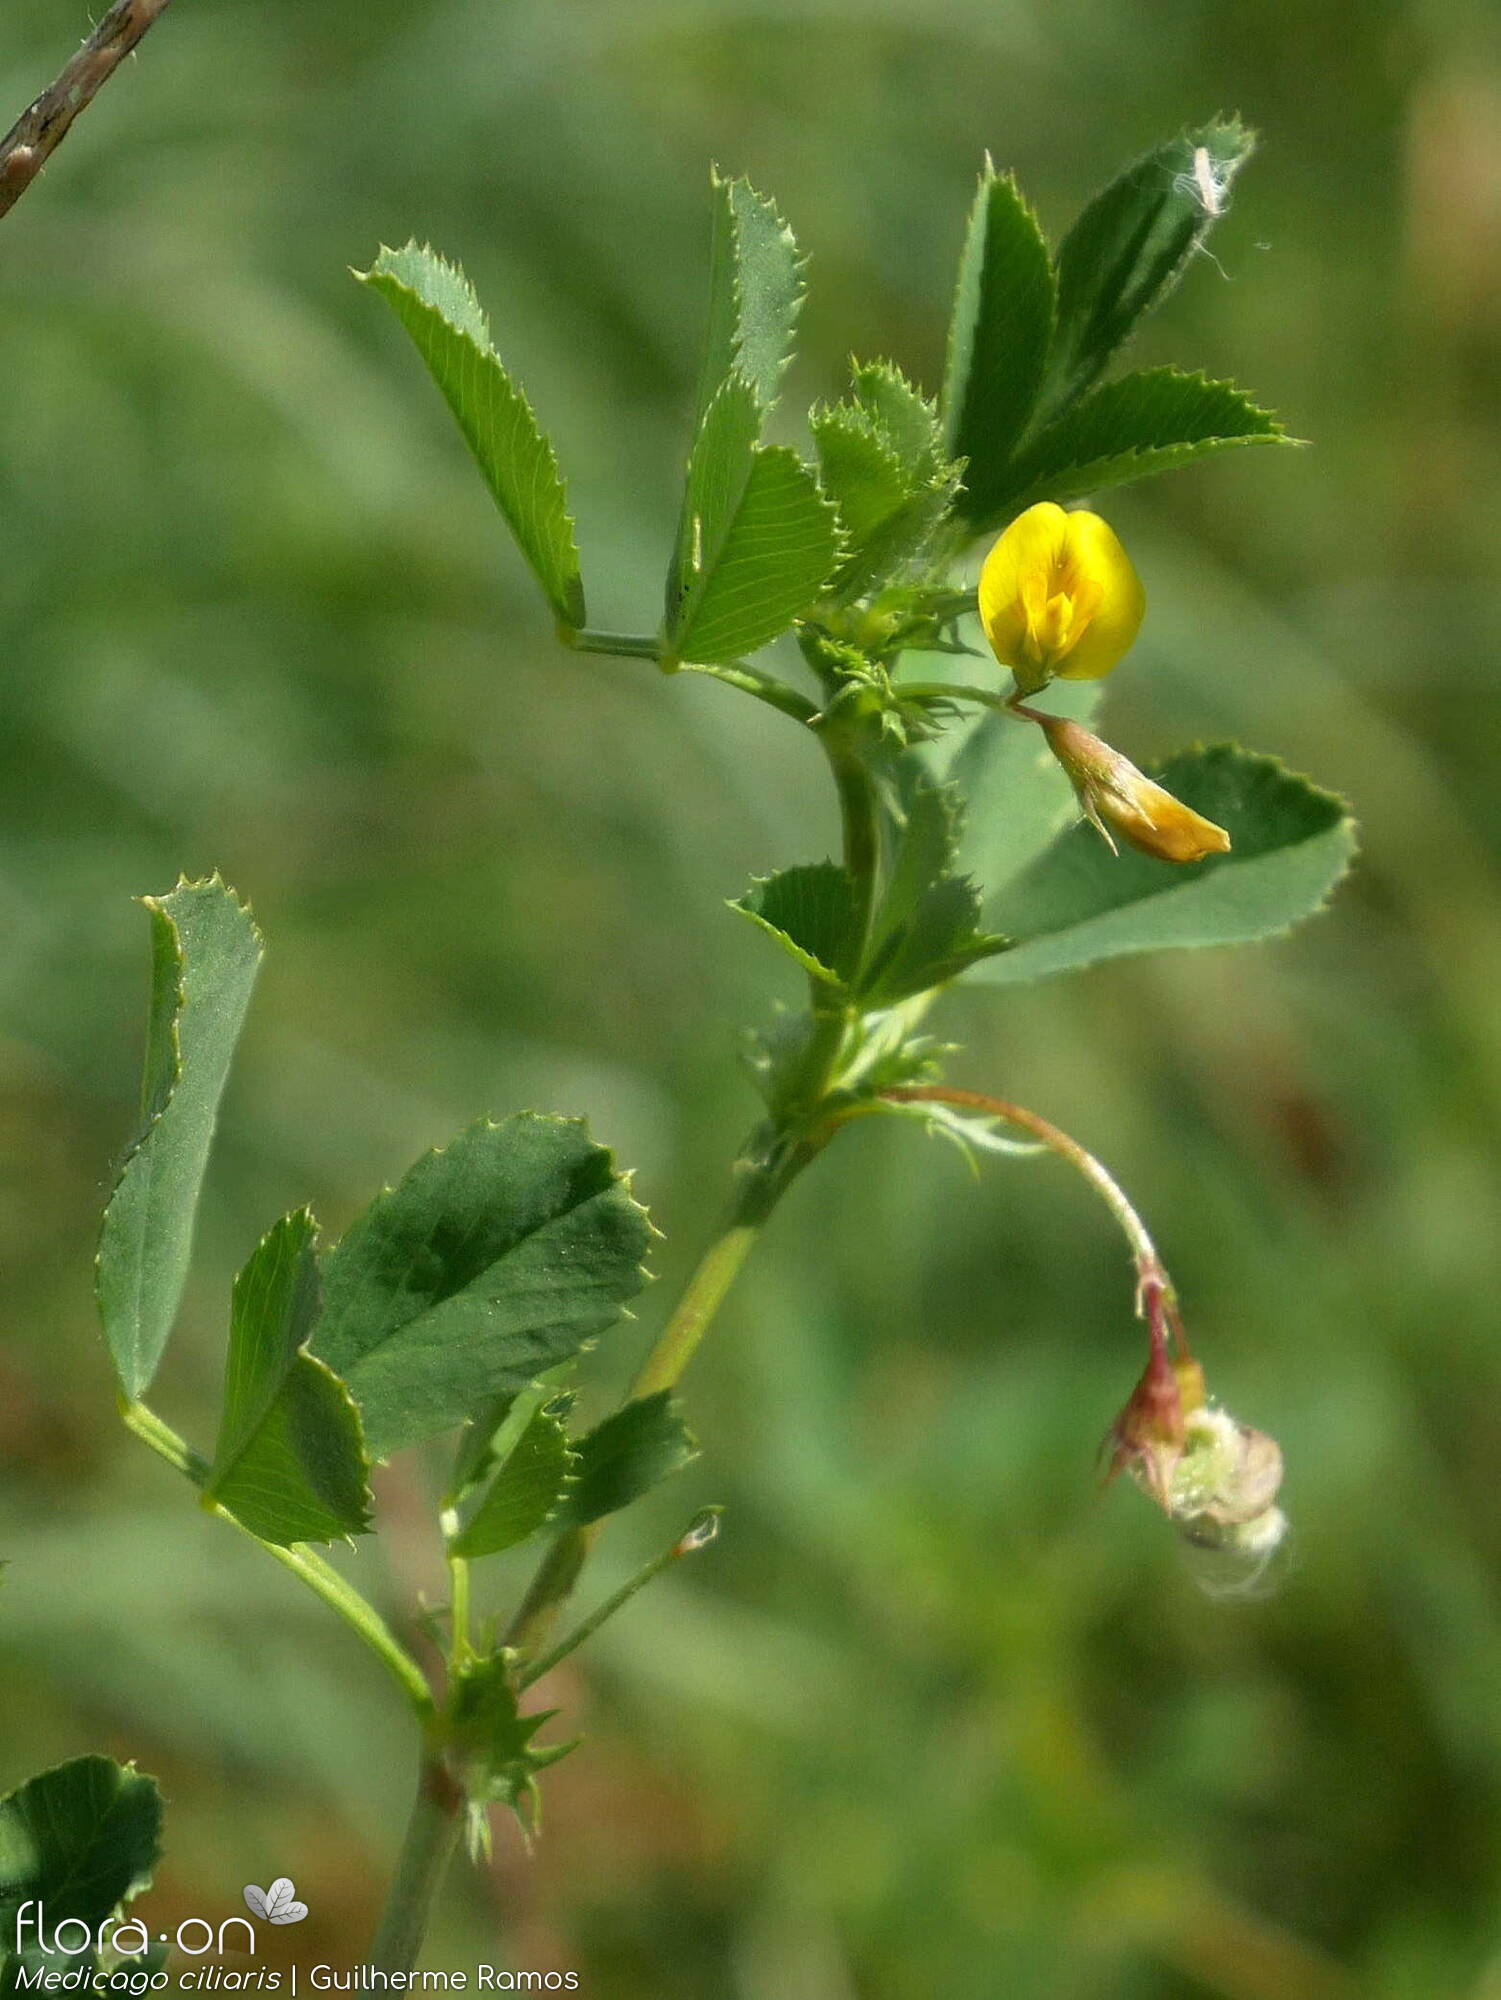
(979, 502, 1145, 693)
(1034, 714, 1232, 865)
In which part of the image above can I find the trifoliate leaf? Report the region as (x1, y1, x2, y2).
(812, 381, 960, 601)
(854, 780, 1007, 1004)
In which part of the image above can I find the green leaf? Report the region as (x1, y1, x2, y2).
(97, 878, 263, 1401)
(206, 1211, 372, 1548)
(557, 1391, 698, 1528)
(360, 243, 585, 627)
(732, 862, 859, 985)
(0, 1757, 162, 1942)
(812, 379, 960, 601)
(854, 780, 1007, 1004)
(452, 1402, 575, 1558)
(811, 405, 909, 544)
(860, 876, 1008, 1004)
(852, 362, 946, 475)
(664, 376, 840, 664)
(310, 1115, 653, 1459)
(873, 779, 966, 941)
(949, 681, 1104, 895)
(694, 170, 804, 422)
(1042, 118, 1256, 416)
(971, 746, 1356, 986)
(943, 163, 1056, 528)
(990, 368, 1287, 521)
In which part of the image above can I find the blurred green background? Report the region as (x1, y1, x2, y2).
(2, 0, 1500, 1994)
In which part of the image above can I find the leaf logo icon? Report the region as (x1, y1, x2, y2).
(243, 1879, 309, 1925)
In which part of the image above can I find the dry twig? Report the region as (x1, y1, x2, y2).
(0, 0, 174, 223)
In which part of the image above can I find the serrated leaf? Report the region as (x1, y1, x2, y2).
(97, 879, 262, 1400)
(874, 778, 966, 940)
(989, 368, 1286, 521)
(557, 1392, 698, 1528)
(971, 746, 1355, 985)
(206, 1211, 372, 1547)
(665, 375, 840, 663)
(812, 392, 959, 601)
(853, 779, 1006, 1004)
(812, 405, 910, 541)
(452, 1403, 575, 1558)
(1041, 119, 1255, 416)
(852, 362, 946, 475)
(948, 680, 1105, 894)
(839, 483, 957, 605)
(859, 875, 1008, 1005)
(695, 170, 804, 422)
(360, 243, 585, 627)
(943, 165, 1056, 527)
(732, 862, 859, 985)
(310, 1116, 652, 1459)
(448, 1392, 522, 1506)
(0, 1757, 162, 1945)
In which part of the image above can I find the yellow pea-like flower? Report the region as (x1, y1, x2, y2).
(1035, 715, 1232, 865)
(979, 501, 1146, 691)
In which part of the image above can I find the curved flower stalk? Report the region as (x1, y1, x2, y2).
(877, 1084, 1287, 1591)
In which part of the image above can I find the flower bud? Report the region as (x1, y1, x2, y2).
(978, 502, 1145, 694)
(1036, 715, 1232, 865)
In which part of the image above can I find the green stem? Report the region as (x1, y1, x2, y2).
(898, 680, 1018, 713)
(504, 684, 886, 1663)
(369, 1751, 465, 1974)
(518, 1510, 720, 1690)
(559, 627, 660, 658)
(503, 1126, 824, 1658)
(678, 659, 820, 723)
(817, 726, 883, 971)
(629, 1145, 796, 1399)
(559, 626, 820, 725)
(118, 1398, 435, 1721)
(447, 1543, 473, 1665)
(502, 1525, 592, 1656)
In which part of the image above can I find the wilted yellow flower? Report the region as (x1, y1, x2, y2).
(979, 502, 1145, 693)
(1033, 714, 1232, 865)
